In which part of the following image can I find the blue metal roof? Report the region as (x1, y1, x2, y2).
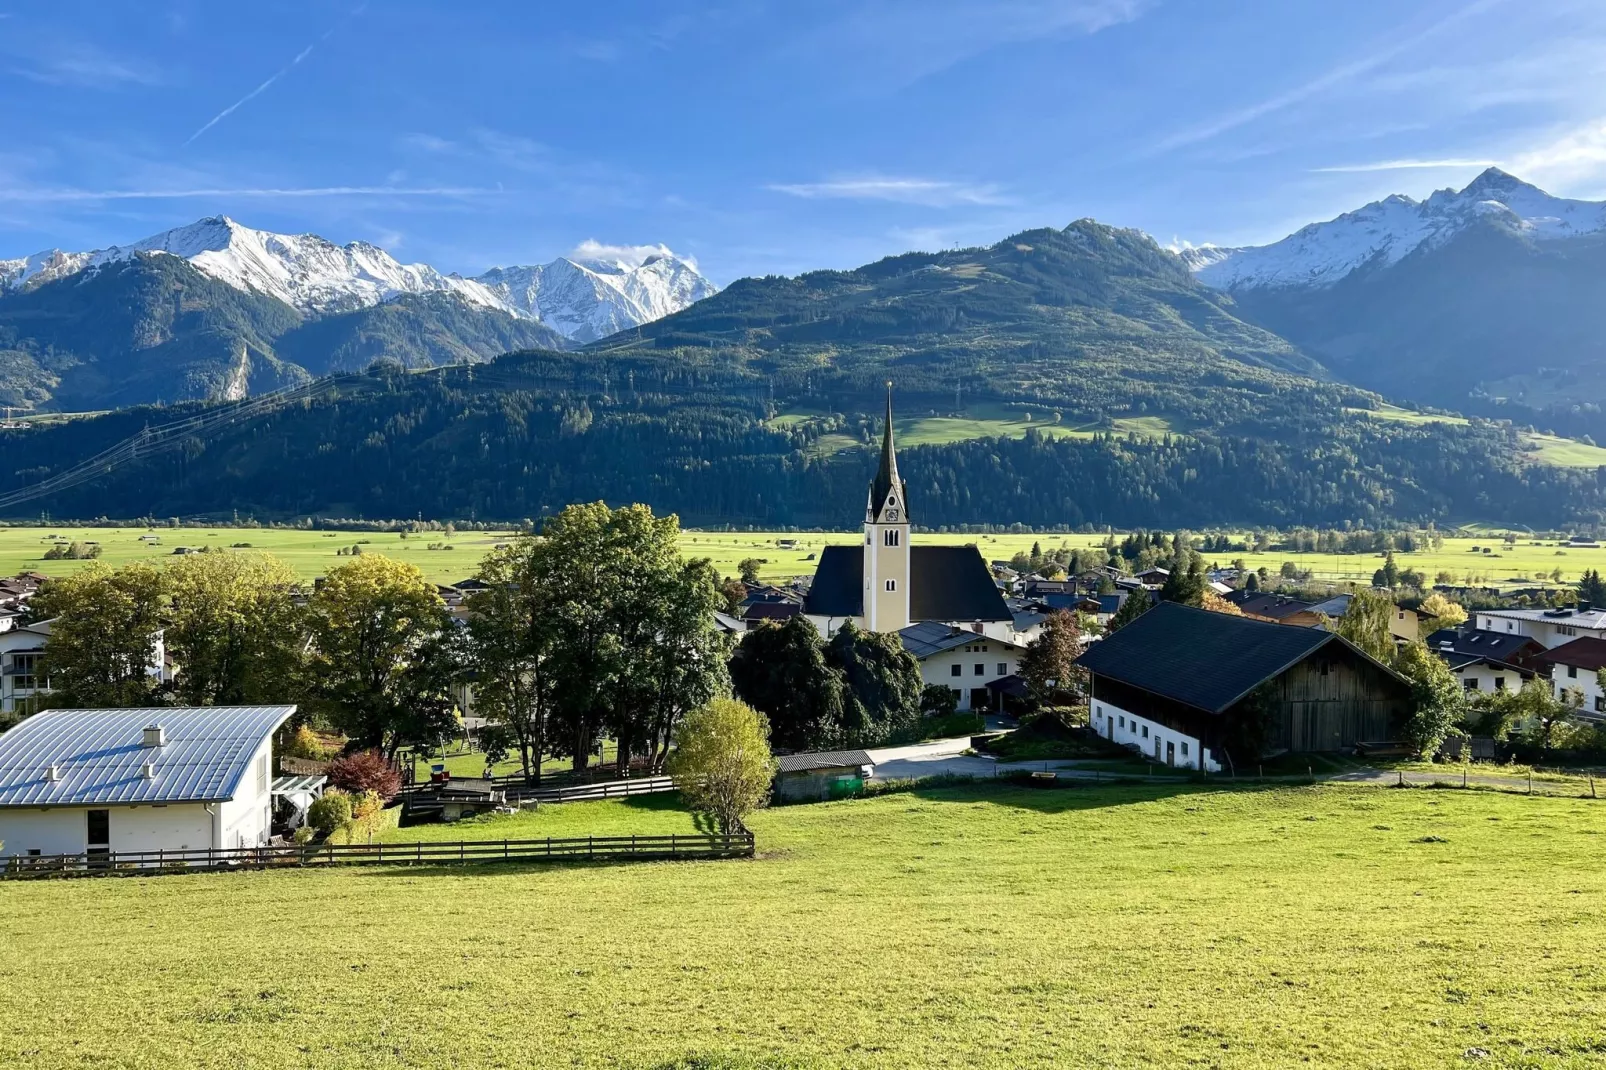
(0, 706, 295, 808)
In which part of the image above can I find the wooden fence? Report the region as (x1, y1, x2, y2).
(0, 829, 754, 881)
(503, 775, 676, 804)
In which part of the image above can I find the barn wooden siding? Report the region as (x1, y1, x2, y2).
(1253, 645, 1408, 751)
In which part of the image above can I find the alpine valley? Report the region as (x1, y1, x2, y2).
(6, 169, 1606, 530)
(0, 216, 715, 410)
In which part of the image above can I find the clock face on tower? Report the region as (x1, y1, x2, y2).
(886, 509, 899, 521)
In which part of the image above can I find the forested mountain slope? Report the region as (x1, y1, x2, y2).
(5, 219, 1606, 528)
(0, 255, 566, 410)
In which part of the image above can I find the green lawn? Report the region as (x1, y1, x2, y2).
(375, 794, 709, 843)
(3, 782, 1605, 1068)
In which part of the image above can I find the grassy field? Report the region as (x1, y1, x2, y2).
(1, 525, 1603, 590)
(374, 794, 708, 843)
(772, 403, 1180, 455)
(1354, 404, 1606, 468)
(3, 782, 1604, 1067)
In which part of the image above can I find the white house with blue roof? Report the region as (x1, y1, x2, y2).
(0, 705, 296, 860)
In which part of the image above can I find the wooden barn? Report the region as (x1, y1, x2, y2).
(1074, 602, 1411, 771)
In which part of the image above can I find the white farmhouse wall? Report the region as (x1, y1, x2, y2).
(216, 736, 274, 849)
(107, 804, 214, 853)
(1089, 698, 1220, 772)
(1549, 665, 1606, 718)
(1452, 663, 1525, 695)
(919, 641, 1022, 711)
(1474, 614, 1606, 649)
(0, 808, 86, 857)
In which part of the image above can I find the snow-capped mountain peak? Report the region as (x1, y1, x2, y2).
(1186, 168, 1606, 291)
(1, 219, 717, 342)
(471, 245, 717, 344)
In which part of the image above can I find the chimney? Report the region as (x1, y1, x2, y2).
(1581, 600, 1592, 613)
(141, 761, 157, 780)
(45, 763, 62, 782)
(142, 724, 166, 748)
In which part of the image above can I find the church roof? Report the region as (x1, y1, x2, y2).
(804, 545, 1011, 623)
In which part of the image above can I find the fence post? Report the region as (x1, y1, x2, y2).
(460, 841, 465, 864)
(1463, 768, 1468, 789)
(1528, 772, 1533, 796)
(670, 833, 676, 856)
(1591, 773, 1598, 799)
(1397, 770, 1404, 787)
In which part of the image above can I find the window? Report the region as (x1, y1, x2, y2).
(10, 653, 37, 691)
(256, 754, 269, 794)
(87, 809, 110, 847)
(1141, 725, 1149, 738)
(950, 664, 962, 678)
(974, 663, 985, 676)
(1464, 678, 1480, 690)
(1494, 677, 1507, 691)
(1596, 695, 1605, 713)
(1118, 716, 1125, 728)
(1181, 742, 1189, 757)
(1568, 665, 1578, 678)
(997, 663, 1008, 676)
(884, 579, 896, 592)
(883, 529, 900, 547)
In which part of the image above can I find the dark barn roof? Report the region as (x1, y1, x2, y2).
(804, 545, 1011, 622)
(1533, 636, 1606, 673)
(1075, 602, 1400, 714)
(775, 749, 875, 774)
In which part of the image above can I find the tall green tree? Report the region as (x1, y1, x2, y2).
(729, 615, 846, 752)
(306, 554, 460, 758)
(1334, 589, 1396, 663)
(1580, 569, 1606, 607)
(1105, 592, 1150, 633)
(827, 621, 923, 745)
(164, 551, 306, 706)
(32, 563, 167, 708)
(1019, 609, 1083, 707)
(464, 543, 552, 782)
(610, 556, 732, 774)
(1392, 639, 1464, 758)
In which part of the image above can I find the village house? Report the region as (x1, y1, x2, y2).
(1471, 606, 1606, 649)
(0, 705, 297, 862)
(1532, 637, 1606, 718)
(0, 617, 169, 719)
(803, 389, 1013, 641)
(1075, 602, 1411, 770)
(1426, 628, 1541, 695)
(896, 620, 1029, 712)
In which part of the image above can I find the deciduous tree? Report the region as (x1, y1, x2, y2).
(306, 555, 460, 758)
(1392, 639, 1464, 758)
(1019, 609, 1082, 706)
(667, 698, 776, 834)
(827, 621, 923, 745)
(1334, 589, 1396, 663)
(730, 614, 846, 751)
(164, 551, 305, 706)
(31, 563, 166, 708)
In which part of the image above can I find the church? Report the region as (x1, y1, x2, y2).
(803, 389, 1013, 640)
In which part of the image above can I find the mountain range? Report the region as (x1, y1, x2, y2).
(0, 217, 714, 410)
(4, 169, 1606, 529)
(1178, 168, 1606, 428)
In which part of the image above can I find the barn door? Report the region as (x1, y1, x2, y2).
(86, 808, 110, 868)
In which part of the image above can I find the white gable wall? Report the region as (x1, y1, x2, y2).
(918, 640, 1022, 711)
(217, 735, 275, 849)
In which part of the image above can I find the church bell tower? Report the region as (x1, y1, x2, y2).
(864, 383, 911, 632)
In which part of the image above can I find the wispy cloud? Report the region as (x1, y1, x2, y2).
(12, 46, 163, 88)
(0, 185, 493, 203)
(1312, 158, 1500, 173)
(569, 238, 691, 269)
(767, 176, 1009, 207)
(1511, 118, 1606, 187)
(184, 5, 366, 146)
(1151, 0, 1510, 154)
(790, 0, 1151, 90)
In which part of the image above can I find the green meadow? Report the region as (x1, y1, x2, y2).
(3, 783, 1604, 1068)
(1, 524, 1603, 590)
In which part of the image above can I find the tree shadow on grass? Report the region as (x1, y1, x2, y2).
(871, 774, 1298, 816)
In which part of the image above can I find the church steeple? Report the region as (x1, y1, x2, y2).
(867, 382, 907, 524)
(863, 382, 911, 632)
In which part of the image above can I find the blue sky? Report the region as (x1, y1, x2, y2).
(2, 0, 1604, 283)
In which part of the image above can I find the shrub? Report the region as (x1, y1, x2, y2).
(327, 750, 403, 800)
(307, 790, 353, 835)
(920, 684, 959, 718)
(285, 724, 337, 761)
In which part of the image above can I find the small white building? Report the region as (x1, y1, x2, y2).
(0, 705, 296, 861)
(898, 621, 1028, 712)
(1473, 607, 1606, 649)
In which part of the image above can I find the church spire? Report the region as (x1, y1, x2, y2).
(867, 381, 906, 523)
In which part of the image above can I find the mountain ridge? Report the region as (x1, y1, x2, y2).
(0, 216, 716, 344)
